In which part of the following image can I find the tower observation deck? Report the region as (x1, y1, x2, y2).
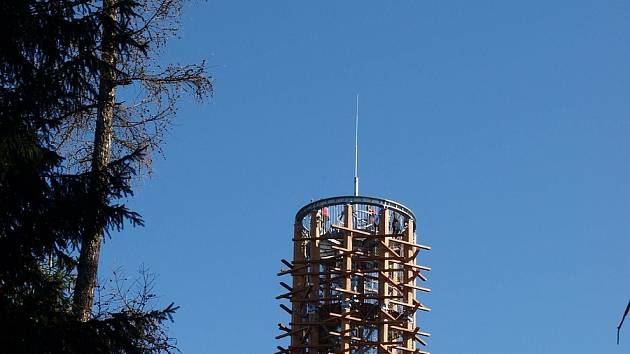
(276, 196, 431, 354)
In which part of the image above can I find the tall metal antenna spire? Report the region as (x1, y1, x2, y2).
(354, 94, 359, 196)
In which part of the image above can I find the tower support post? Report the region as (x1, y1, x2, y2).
(378, 208, 390, 353)
(342, 204, 353, 353)
(309, 210, 321, 349)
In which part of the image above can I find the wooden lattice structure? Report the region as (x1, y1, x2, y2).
(276, 196, 431, 354)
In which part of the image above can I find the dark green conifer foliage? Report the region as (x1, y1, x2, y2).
(0, 1, 189, 352)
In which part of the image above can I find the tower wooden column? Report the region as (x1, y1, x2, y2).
(309, 210, 321, 348)
(341, 204, 353, 353)
(403, 219, 415, 351)
(291, 222, 306, 353)
(378, 208, 390, 353)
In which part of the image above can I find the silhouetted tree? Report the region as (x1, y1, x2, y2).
(64, 0, 211, 321)
(0, 0, 207, 351)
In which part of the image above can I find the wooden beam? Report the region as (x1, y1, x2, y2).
(290, 221, 306, 352)
(281, 259, 294, 269)
(334, 287, 360, 295)
(378, 208, 390, 354)
(341, 204, 353, 353)
(331, 223, 372, 236)
(379, 271, 404, 294)
(401, 283, 431, 293)
(309, 210, 321, 347)
(405, 219, 417, 350)
(406, 248, 421, 262)
(277, 263, 309, 276)
(379, 240, 401, 258)
(389, 238, 431, 250)
(279, 304, 292, 315)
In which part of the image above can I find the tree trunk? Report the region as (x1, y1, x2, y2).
(73, 0, 118, 322)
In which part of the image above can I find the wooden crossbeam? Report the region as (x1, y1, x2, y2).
(401, 283, 431, 293)
(276, 326, 308, 340)
(331, 267, 366, 277)
(331, 245, 367, 256)
(405, 248, 421, 262)
(331, 223, 372, 236)
(289, 343, 333, 349)
(327, 331, 363, 341)
(394, 346, 429, 353)
(275, 285, 311, 300)
(390, 325, 417, 333)
(281, 259, 293, 269)
(417, 335, 429, 346)
(380, 307, 397, 321)
(278, 323, 291, 332)
(331, 245, 352, 253)
(293, 257, 346, 264)
(275, 329, 296, 340)
(279, 304, 292, 314)
(389, 299, 415, 308)
(274, 345, 291, 354)
(413, 270, 428, 282)
(378, 343, 395, 354)
(328, 312, 409, 326)
(388, 238, 431, 250)
(292, 235, 344, 241)
(291, 294, 405, 302)
(328, 325, 353, 336)
(417, 330, 431, 337)
(277, 263, 308, 276)
(387, 260, 431, 271)
(334, 287, 360, 295)
(379, 271, 404, 294)
(380, 240, 401, 258)
(354, 268, 406, 274)
(329, 312, 363, 323)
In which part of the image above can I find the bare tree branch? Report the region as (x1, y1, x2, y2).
(618, 300, 630, 345)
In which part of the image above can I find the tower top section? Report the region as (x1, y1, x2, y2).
(295, 195, 416, 223)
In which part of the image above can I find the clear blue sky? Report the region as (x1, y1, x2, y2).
(101, 1, 630, 353)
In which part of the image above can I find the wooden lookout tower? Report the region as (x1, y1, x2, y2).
(276, 196, 431, 353)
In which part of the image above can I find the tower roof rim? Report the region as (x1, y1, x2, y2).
(295, 195, 416, 223)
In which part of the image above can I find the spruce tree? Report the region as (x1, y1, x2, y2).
(0, 0, 207, 351)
